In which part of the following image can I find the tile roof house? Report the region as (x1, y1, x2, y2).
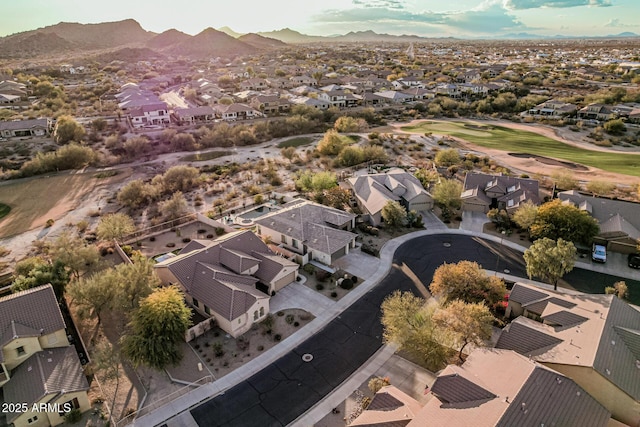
(249, 94, 291, 115)
(347, 168, 434, 226)
(214, 103, 262, 121)
(154, 230, 298, 337)
(0, 118, 53, 138)
(496, 282, 640, 425)
(172, 106, 216, 125)
(255, 199, 357, 266)
(525, 99, 577, 118)
(0, 285, 90, 426)
(350, 385, 423, 426)
(558, 190, 640, 253)
(461, 173, 540, 214)
(409, 348, 610, 427)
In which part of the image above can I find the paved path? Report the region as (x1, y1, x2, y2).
(137, 228, 640, 427)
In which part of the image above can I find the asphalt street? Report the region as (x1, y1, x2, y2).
(189, 234, 636, 426)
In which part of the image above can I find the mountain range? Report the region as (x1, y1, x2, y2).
(0, 19, 637, 61)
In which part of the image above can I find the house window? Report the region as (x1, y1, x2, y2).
(192, 298, 199, 308)
(281, 234, 286, 244)
(259, 307, 265, 317)
(292, 239, 298, 249)
(254, 310, 258, 320)
(159, 111, 164, 116)
(204, 305, 211, 315)
(16, 346, 26, 357)
(59, 397, 80, 415)
(28, 416, 38, 424)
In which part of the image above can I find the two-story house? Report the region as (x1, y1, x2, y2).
(461, 173, 540, 214)
(1, 285, 90, 427)
(129, 102, 170, 128)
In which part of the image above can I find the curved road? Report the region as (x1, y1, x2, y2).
(190, 234, 637, 426)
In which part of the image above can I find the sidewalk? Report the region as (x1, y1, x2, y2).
(134, 226, 639, 427)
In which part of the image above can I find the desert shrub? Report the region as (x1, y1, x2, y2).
(215, 227, 226, 236)
(166, 242, 176, 248)
(330, 291, 338, 298)
(182, 237, 191, 243)
(340, 278, 354, 290)
(212, 342, 224, 357)
(315, 283, 325, 291)
(303, 264, 315, 274)
(274, 334, 282, 341)
(285, 314, 294, 324)
(351, 276, 358, 284)
(149, 236, 156, 242)
(64, 409, 82, 424)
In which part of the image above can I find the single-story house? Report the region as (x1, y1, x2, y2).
(497, 282, 640, 426)
(173, 106, 216, 125)
(0, 118, 53, 138)
(348, 168, 433, 226)
(154, 230, 298, 337)
(461, 173, 540, 214)
(214, 103, 261, 121)
(255, 199, 357, 266)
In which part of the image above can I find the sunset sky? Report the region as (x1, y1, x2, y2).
(2, 0, 639, 38)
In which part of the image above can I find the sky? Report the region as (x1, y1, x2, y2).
(2, 0, 639, 38)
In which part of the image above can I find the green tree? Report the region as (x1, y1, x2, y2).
(524, 237, 576, 291)
(603, 119, 626, 135)
(317, 129, 345, 156)
(487, 208, 510, 231)
(512, 200, 538, 231)
(67, 273, 115, 325)
(160, 191, 188, 220)
(338, 146, 365, 166)
(432, 179, 462, 216)
(48, 232, 100, 279)
(11, 259, 69, 298)
(170, 133, 197, 151)
(381, 200, 407, 229)
(54, 115, 85, 144)
(96, 213, 135, 241)
(530, 199, 599, 245)
(112, 254, 160, 311)
(322, 187, 351, 210)
(117, 179, 158, 209)
(121, 286, 192, 369)
(334, 116, 367, 133)
(434, 148, 461, 167)
(380, 291, 451, 371)
(415, 168, 440, 188)
(433, 300, 494, 363)
(429, 260, 506, 309)
(551, 171, 579, 191)
(158, 165, 200, 194)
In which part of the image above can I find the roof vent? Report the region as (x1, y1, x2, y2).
(606, 369, 611, 376)
(47, 358, 52, 363)
(555, 377, 562, 384)
(576, 391, 581, 396)
(27, 366, 32, 371)
(611, 340, 616, 346)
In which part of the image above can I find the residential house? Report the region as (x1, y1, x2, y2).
(318, 90, 361, 108)
(240, 78, 269, 91)
(374, 90, 414, 104)
(129, 102, 170, 128)
(249, 95, 291, 115)
(461, 173, 540, 213)
(0, 93, 21, 108)
(289, 96, 329, 110)
(0, 285, 90, 427)
(350, 385, 423, 426)
(408, 348, 610, 427)
(525, 99, 577, 118)
(172, 106, 216, 125)
(435, 83, 460, 98)
(0, 118, 53, 138)
(558, 190, 640, 253)
(577, 103, 618, 122)
(265, 77, 293, 90)
(290, 75, 317, 86)
(361, 92, 387, 106)
(455, 68, 482, 83)
(0, 80, 27, 98)
(401, 87, 436, 101)
(391, 77, 424, 89)
(497, 282, 640, 425)
(154, 230, 298, 337)
(214, 103, 261, 121)
(348, 168, 434, 226)
(255, 199, 357, 266)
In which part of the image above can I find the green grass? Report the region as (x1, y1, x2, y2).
(94, 170, 119, 179)
(344, 134, 361, 143)
(180, 151, 232, 162)
(277, 137, 312, 148)
(402, 120, 640, 177)
(0, 203, 11, 221)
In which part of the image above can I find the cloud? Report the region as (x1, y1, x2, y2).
(604, 18, 632, 28)
(312, 2, 530, 35)
(502, 0, 612, 10)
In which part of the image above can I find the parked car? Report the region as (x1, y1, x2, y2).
(628, 253, 640, 269)
(592, 244, 607, 263)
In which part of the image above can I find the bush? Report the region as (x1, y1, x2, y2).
(340, 278, 354, 290)
(293, 321, 300, 327)
(182, 237, 191, 243)
(212, 342, 224, 358)
(45, 219, 55, 228)
(149, 236, 156, 242)
(303, 264, 315, 274)
(257, 345, 264, 351)
(215, 227, 226, 236)
(351, 276, 358, 284)
(274, 334, 282, 341)
(64, 409, 82, 424)
(166, 242, 176, 248)
(315, 283, 325, 291)
(285, 314, 294, 324)
(330, 291, 338, 298)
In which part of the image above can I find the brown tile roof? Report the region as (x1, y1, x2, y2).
(508, 284, 549, 305)
(3, 346, 89, 423)
(495, 319, 562, 356)
(0, 285, 66, 363)
(431, 373, 496, 406)
(542, 310, 588, 328)
(367, 392, 405, 411)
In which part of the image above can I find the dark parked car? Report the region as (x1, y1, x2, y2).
(628, 253, 640, 269)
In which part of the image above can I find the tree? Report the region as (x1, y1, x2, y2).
(158, 165, 200, 193)
(170, 133, 196, 151)
(380, 291, 451, 371)
(11, 259, 69, 298)
(121, 286, 192, 369)
(67, 273, 115, 326)
(159, 191, 188, 220)
(317, 129, 345, 156)
(434, 148, 461, 167)
(530, 199, 599, 245)
(54, 115, 85, 144)
(433, 300, 494, 363)
(487, 208, 510, 231)
(112, 254, 160, 311)
(295, 171, 337, 192)
(323, 187, 351, 210)
(605, 281, 628, 300)
(381, 201, 407, 229)
(117, 179, 158, 209)
(96, 213, 135, 241)
(604, 119, 626, 135)
(586, 180, 616, 197)
(48, 232, 100, 279)
(551, 171, 579, 191)
(512, 200, 538, 231)
(338, 146, 365, 167)
(368, 377, 391, 394)
(524, 237, 576, 291)
(429, 260, 506, 309)
(92, 342, 121, 424)
(415, 168, 440, 188)
(334, 116, 367, 133)
(432, 179, 462, 217)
